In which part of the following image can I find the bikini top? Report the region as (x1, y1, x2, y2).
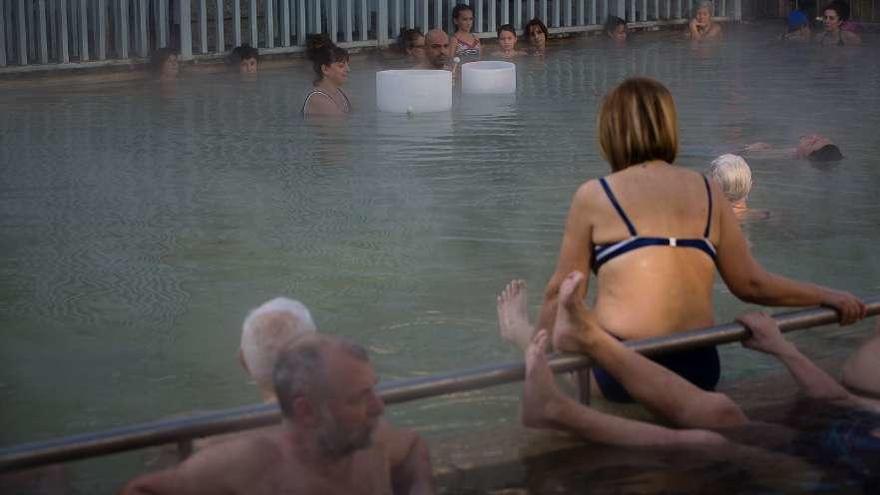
(592, 176, 717, 274)
(301, 88, 352, 115)
(454, 35, 481, 58)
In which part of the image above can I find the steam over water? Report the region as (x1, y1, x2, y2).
(1, 21, 879, 492)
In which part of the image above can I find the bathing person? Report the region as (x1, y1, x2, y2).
(399, 28, 427, 66)
(519, 271, 879, 448)
(744, 134, 843, 162)
(449, 4, 481, 62)
(492, 24, 526, 59)
(782, 10, 812, 41)
(843, 319, 880, 398)
(302, 35, 352, 116)
(523, 18, 549, 55)
(707, 154, 752, 219)
(687, 1, 722, 41)
(817, 1, 861, 45)
(227, 44, 259, 75)
(121, 335, 434, 495)
(419, 29, 452, 70)
(605, 16, 628, 43)
(498, 77, 865, 403)
(150, 48, 179, 82)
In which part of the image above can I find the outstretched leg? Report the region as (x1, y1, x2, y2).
(521, 329, 726, 447)
(497, 279, 535, 351)
(552, 271, 748, 430)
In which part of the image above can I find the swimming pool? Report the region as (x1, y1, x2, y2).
(1, 20, 878, 491)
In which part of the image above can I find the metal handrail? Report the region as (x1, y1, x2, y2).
(2, 299, 878, 472)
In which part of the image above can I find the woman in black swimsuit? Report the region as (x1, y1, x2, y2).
(302, 35, 352, 117)
(817, 2, 861, 46)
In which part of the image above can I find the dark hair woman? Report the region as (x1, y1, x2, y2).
(302, 35, 352, 116)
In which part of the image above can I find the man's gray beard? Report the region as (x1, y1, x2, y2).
(316, 406, 374, 459)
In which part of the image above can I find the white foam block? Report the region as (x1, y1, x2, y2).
(376, 70, 453, 114)
(461, 61, 516, 95)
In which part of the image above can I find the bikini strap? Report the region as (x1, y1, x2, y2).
(599, 177, 638, 236)
(702, 175, 713, 238)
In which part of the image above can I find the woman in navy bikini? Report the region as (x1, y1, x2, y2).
(448, 4, 481, 63)
(302, 35, 352, 117)
(498, 77, 866, 403)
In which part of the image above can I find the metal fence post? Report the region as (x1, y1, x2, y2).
(249, 0, 257, 46)
(280, 0, 289, 46)
(179, 0, 191, 58)
(378, 0, 388, 44)
(216, 0, 224, 50)
(266, 0, 274, 47)
(0, 2, 6, 66)
(97, 0, 105, 59)
(80, 0, 89, 60)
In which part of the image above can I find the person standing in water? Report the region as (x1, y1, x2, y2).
(302, 35, 352, 117)
(449, 4, 481, 63)
(151, 48, 179, 82)
(605, 17, 628, 44)
(817, 2, 861, 46)
(496, 77, 865, 403)
(523, 18, 548, 55)
(492, 24, 527, 59)
(399, 28, 428, 67)
(706, 154, 767, 222)
(687, 1, 723, 41)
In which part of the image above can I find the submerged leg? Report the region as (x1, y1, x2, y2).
(552, 271, 748, 430)
(521, 329, 726, 447)
(497, 279, 535, 351)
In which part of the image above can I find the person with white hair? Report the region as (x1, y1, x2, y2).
(239, 297, 317, 401)
(687, 1, 723, 41)
(707, 154, 755, 220)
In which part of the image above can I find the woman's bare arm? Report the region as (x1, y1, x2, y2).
(536, 181, 596, 336)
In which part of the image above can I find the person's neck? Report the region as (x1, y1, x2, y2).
(316, 79, 340, 92)
(285, 428, 357, 477)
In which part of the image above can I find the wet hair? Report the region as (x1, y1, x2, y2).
(496, 24, 517, 39)
(452, 4, 474, 20)
(708, 154, 752, 203)
(598, 77, 678, 172)
(808, 144, 844, 162)
(605, 16, 626, 34)
(823, 1, 850, 21)
(274, 335, 370, 419)
(696, 0, 715, 15)
(523, 18, 549, 40)
(398, 27, 424, 52)
(306, 34, 350, 83)
(150, 47, 178, 75)
(227, 44, 259, 67)
(241, 297, 317, 391)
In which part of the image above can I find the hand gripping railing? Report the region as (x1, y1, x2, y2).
(1, 299, 878, 472)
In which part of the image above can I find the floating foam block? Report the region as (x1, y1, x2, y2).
(461, 61, 516, 95)
(376, 70, 453, 114)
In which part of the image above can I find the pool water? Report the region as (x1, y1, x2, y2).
(1, 20, 878, 492)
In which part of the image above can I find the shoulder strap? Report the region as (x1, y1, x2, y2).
(702, 175, 713, 238)
(599, 177, 638, 236)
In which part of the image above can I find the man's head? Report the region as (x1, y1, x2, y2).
(797, 134, 843, 162)
(708, 154, 752, 205)
(240, 297, 317, 397)
(228, 45, 259, 74)
(274, 335, 385, 458)
(424, 29, 450, 69)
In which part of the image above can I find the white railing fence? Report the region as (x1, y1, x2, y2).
(0, 0, 739, 68)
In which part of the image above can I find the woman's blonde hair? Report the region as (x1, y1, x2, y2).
(598, 77, 678, 172)
(708, 154, 752, 203)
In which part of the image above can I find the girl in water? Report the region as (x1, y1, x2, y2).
(687, 1, 722, 41)
(302, 35, 352, 117)
(523, 18, 548, 55)
(449, 4, 481, 62)
(498, 78, 865, 403)
(817, 2, 861, 46)
(492, 24, 527, 59)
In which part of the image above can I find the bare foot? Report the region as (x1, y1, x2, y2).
(551, 271, 602, 353)
(497, 279, 534, 351)
(521, 329, 564, 429)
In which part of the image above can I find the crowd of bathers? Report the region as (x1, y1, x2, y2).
(145, 0, 868, 117)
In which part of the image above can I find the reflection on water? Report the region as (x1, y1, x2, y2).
(0, 21, 879, 491)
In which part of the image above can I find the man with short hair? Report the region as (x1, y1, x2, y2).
(419, 29, 451, 70)
(121, 302, 433, 494)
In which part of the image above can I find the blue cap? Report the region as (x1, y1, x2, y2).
(787, 10, 808, 29)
